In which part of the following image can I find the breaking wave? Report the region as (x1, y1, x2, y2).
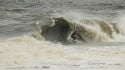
(40, 13, 125, 43)
(0, 12, 125, 67)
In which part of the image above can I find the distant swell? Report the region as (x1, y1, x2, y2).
(40, 16, 125, 43)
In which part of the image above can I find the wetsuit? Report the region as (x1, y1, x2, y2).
(71, 31, 83, 42)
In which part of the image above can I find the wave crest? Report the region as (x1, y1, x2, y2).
(40, 16, 125, 43)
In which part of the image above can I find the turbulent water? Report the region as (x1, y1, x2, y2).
(40, 15, 125, 43)
(0, 0, 125, 70)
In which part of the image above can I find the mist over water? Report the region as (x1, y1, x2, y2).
(0, 0, 125, 70)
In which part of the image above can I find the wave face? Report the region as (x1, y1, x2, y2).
(41, 17, 71, 43)
(40, 15, 125, 43)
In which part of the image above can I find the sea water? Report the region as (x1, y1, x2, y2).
(0, 0, 125, 70)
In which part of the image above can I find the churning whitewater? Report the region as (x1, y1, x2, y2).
(0, 0, 125, 70)
(0, 12, 125, 70)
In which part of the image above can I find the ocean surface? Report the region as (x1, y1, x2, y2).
(0, 0, 125, 70)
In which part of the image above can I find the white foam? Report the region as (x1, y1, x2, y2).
(0, 35, 124, 63)
(0, 35, 124, 70)
(0, 35, 67, 65)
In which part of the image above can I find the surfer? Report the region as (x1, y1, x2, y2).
(71, 31, 82, 42)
